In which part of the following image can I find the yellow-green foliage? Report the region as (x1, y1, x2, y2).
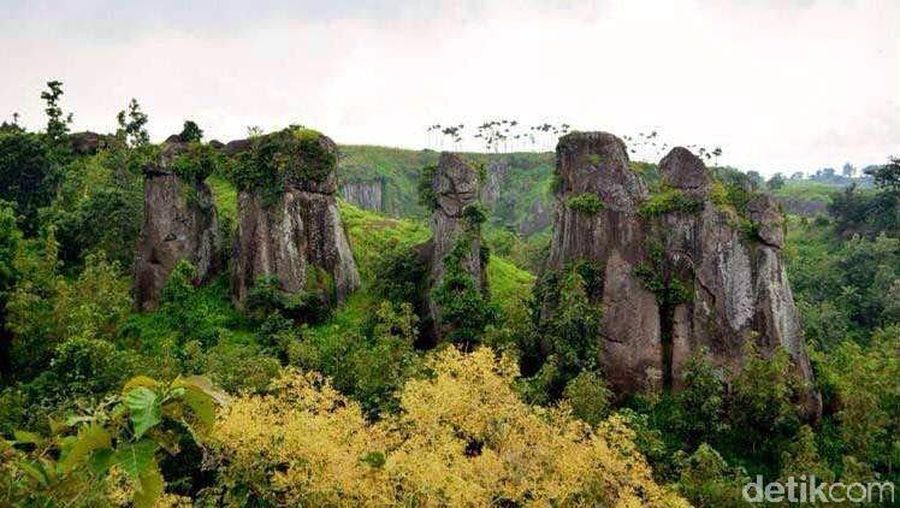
(212, 348, 688, 507)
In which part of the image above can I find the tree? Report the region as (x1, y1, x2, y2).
(116, 98, 149, 147)
(40, 80, 72, 140)
(842, 162, 856, 178)
(865, 156, 900, 192)
(0, 201, 21, 379)
(0, 129, 56, 234)
(211, 348, 688, 507)
(767, 173, 785, 190)
(178, 120, 203, 143)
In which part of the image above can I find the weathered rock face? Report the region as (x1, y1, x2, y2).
(421, 152, 487, 341)
(230, 129, 360, 307)
(480, 160, 508, 208)
(69, 131, 117, 155)
(518, 198, 552, 236)
(544, 132, 819, 417)
(659, 146, 710, 196)
(340, 179, 384, 211)
(547, 132, 655, 390)
(134, 142, 220, 311)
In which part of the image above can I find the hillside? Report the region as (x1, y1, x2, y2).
(337, 146, 556, 235)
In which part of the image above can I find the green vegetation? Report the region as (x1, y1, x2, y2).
(226, 126, 335, 203)
(0, 83, 896, 506)
(565, 192, 604, 214)
(639, 187, 704, 217)
(340, 146, 555, 230)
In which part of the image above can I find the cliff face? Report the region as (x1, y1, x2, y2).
(479, 160, 508, 208)
(421, 152, 487, 342)
(230, 129, 360, 307)
(134, 142, 220, 311)
(340, 179, 383, 211)
(546, 132, 657, 392)
(545, 132, 819, 416)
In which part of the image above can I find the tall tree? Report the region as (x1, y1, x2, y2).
(40, 80, 72, 141)
(116, 98, 149, 147)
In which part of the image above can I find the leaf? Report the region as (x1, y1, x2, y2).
(12, 430, 42, 446)
(121, 375, 160, 395)
(133, 457, 164, 508)
(111, 439, 158, 479)
(61, 424, 111, 471)
(179, 388, 216, 436)
(174, 375, 230, 405)
(88, 447, 114, 475)
(17, 459, 51, 486)
(125, 387, 162, 438)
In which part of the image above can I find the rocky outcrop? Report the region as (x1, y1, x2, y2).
(69, 131, 117, 155)
(420, 152, 487, 342)
(340, 179, 384, 211)
(546, 132, 655, 391)
(544, 131, 819, 417)
(134, 141, 220, 311)
(518, 198, 552, 236)
(230, 128, 360, 307)
(480, 160, 508, 208)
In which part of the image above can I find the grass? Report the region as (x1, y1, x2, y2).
(207, 174, 238, 224)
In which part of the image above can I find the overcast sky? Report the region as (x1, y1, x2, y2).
(1, 0, 897, 174)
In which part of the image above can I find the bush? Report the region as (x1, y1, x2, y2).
(0, 130, 57, 234)
(227, 127, 335, 202)
(563, 370, 612, 426)
(639, 188, 704, 217)
(565, 193, 604, 215)
(210, 348, 688, 507)
(169, 142, 221, 182)
(432, 236, 496, 346)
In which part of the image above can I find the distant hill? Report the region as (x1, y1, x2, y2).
(336, 146, 556, 235)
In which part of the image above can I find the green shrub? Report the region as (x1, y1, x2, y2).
(565, 193, 604, 215)
(563, 370, 612, 426)
(639, 188, 704, 217)
(432, 236, 496, 346)
(632, 240, 693, 306)
(169, 142, 221, 182)
(227, 127, 334, 202)
(462, 203, 488, 229)
(417, 164, 438, 210)
(371, 245, 427, 307)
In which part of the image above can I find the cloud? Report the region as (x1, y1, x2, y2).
(0, 0, 897, 173)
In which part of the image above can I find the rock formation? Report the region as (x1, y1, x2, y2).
(229, 127, 360, 307)
(420, 152, 488, 342)
(479, 160, 508, 208)
(340, 179, 384, 211)
(134, 140, 220, 311)
(544, 132, 820, 417)
(69, 131, 117, 155)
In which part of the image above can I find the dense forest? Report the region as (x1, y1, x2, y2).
(0, 82, 897, 507)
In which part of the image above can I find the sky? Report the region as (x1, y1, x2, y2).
(1, 0, 898, 174)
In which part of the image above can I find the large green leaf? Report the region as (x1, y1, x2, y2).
(124, 386, 162, 438)
(110, 439, 158, 479)
(61, 424, 111, 471)
(133, 458, 164, 508)
(12, 430, 43, 446)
